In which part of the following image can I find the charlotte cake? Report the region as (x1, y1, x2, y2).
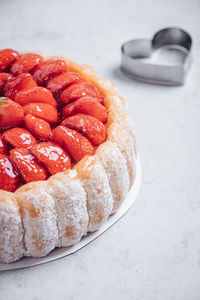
(0, 49, 137, 263)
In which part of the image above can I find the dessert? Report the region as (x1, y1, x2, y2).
(0, 48, 137, 263)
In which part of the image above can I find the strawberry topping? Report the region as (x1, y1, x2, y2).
(46, 71, 82, 94)
(10, 148, 47, 183)
(0, 49, 108, 191)
(62, 96, 108, 123)
(24, 114, 52, 142)
(3, 127, 37, 149)
(0, 133, 8, 154)
(59, 82, 104, 105)
(62, 114, 107, 146)
(0, 154, 20, 192)
(23, 103, 59, 124)
(15, 86, 57, 107)
(10, 53, 42, 76)
(31, 142, 71, 175)
(0, 73, 13, 95)
(51, 126, 94, 162)
(33, 60, 68, 85)
(0, 49, 19, 72)
(4, 73, 37, 100)
(0, 98, 24, 130)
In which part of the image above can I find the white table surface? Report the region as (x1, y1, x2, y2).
(0, 0, 200, 299)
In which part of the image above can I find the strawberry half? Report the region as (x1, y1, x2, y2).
(33, 60, 68, 85)
(59, 82, 104, 105)
(23, 103, 59, 124)
(46, 71, 82, 94)
(0, 133, 8, 154)
(10, 148, 48, 183)
(0, 154, 20, 192)
(62, 96, 108, 123)
(51, 125, 94, 162)
(24, 114, 52, 142)
(4, 73, 37, 100)
(31, 142, 71, 175)
(15, 86, 57, 107)
(10, 53, 42, 76)
(0, 73, 13, 95)
(62, 114, 107, 146)
(0, 98, 24, 130)
(0, 49, 19, 72)
(3, 127, 37, 149)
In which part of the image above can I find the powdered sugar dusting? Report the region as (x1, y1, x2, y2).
(96, 141, 130, 213)
(19, 188, 58, 257)
(77, 156, 113, 232)
(49, 172, 88, 247)
(0, 194, 24, 263)
(107, 123, 137, 189)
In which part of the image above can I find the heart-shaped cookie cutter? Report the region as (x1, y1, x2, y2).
(121, 27, 192, 85)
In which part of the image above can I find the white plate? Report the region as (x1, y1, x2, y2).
(0, 158, 142, 271)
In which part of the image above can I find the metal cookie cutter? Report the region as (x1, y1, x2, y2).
(121, 27, 192, 85)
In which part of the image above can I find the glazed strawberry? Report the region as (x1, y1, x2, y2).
(0, 49, 110, 192)
(24, 114, 52, 142)
(10, 53, 42, 76)
(10, 148, 47, 183)
(15, 86, 57, 107)
(33, 60, 68, 85)
(3, 128, 37, 149)
(4, 73, 37, 100)
(62, 96, 108, 123)
(0, 133, 8, 154)
(51, 125, 94, 162)
(0, 49, 19, 72)
(0, 154, 20, 191)
(0, 73, 13, 95)
(23, 103, 59, 124)
(46, 72, 82, 94)
(0, 98, 24, 130)
(31, 142, 71, 175)
(59, 82, 104, 105)
(62, 114, 106, 146)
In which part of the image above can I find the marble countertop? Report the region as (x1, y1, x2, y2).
(0, 0, 200, 299)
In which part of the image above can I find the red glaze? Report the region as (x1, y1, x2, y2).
(0, 133, 8, 154)
(33, 60, 68, 85)
(10, 148, 47, 183)
(15, 86, 57, 107)
(3, 127, 37, 149)
(62, 96, 108, 123)
(4, 73, 37, 100)
(0, 154, 20, 192)
(0, 98, 24, 130)
(46, 71, 82, 94)
(0, 49, 19, 72)
(0, 73, 13, 95)
(51, 126, 94, 162)
(62, 113, 107, 146)
(24, 114, 52, 142)
(23, 103, 59, 124)
(31, 142, 71, 175)
(59, 82, 104, 105)
(10, 53, 42, 75)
